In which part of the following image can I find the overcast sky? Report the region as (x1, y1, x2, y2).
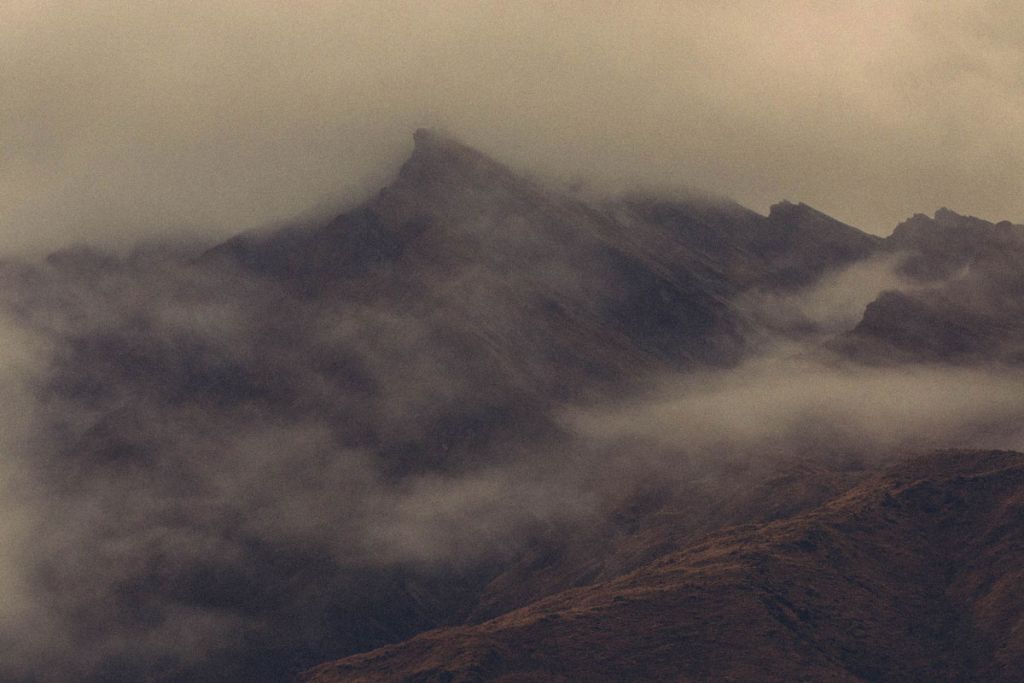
(2, 0, 1022, 253)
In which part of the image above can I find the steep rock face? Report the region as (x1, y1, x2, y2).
(304, 450, 1024, 683)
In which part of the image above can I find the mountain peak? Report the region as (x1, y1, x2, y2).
(891, 208, 1000, 245)
(398, 128, 512, 186)
(768, 200, 813, 222)
(767, 200, 877, 241)
(767, 200, 847, 229)
(411, 127, 472, 155)
(932, 206, 993, 230)
(933, 207, 962, 225)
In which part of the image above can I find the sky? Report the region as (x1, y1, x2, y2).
(2, 0, 1022, 253)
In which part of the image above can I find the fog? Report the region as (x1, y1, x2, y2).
(3, 1, 1024, 253)
(568, 358, 1024, 467)
(2, 3, 1023, 678)
(569, 255, 1024, 472)
(0, 228, 1023, 680)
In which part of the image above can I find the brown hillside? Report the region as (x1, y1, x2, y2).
(304, 450, 1024, 682)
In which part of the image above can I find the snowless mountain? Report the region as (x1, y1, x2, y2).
(1, 131, 1023, 681)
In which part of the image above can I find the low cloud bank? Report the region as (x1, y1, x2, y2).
(0, 244, 1021, 681)
(567, 357, 1024, 468)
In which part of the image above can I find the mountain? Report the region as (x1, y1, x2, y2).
(304, 449, 1024, 683)
(2, 130, 1023, 682)
(836, 209, 1024, 364)
(205, 130, 884, 375)
(622, 197, 881, 291)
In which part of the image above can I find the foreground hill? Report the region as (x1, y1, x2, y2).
(305, 450, 1024, 682)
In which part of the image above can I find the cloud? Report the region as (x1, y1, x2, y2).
(2, 234, 1024, 680)
(1, 11, 1023, 671)
(0, 247, 603, 680)
(565, 356, 1024, 467)
(2, 1, 1023, 254)
(736, 254, 914, 337)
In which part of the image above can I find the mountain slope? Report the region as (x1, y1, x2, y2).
(304, 450, 1024, 683)
(3, 131, 1017, 682)
(206, 130, 886, 377)
(0, 131, 892, 682)
(837, 209, 1024, 364)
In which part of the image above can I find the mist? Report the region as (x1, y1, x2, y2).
(569, 255, 1024, 474)
(2, 3, 1024, 678)
(1, 227, 1023, 680)
(3, 1, 1024, 254)
(567, 358, 1024, 468)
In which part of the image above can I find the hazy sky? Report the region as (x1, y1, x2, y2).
(2, 0, 1022, 253)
